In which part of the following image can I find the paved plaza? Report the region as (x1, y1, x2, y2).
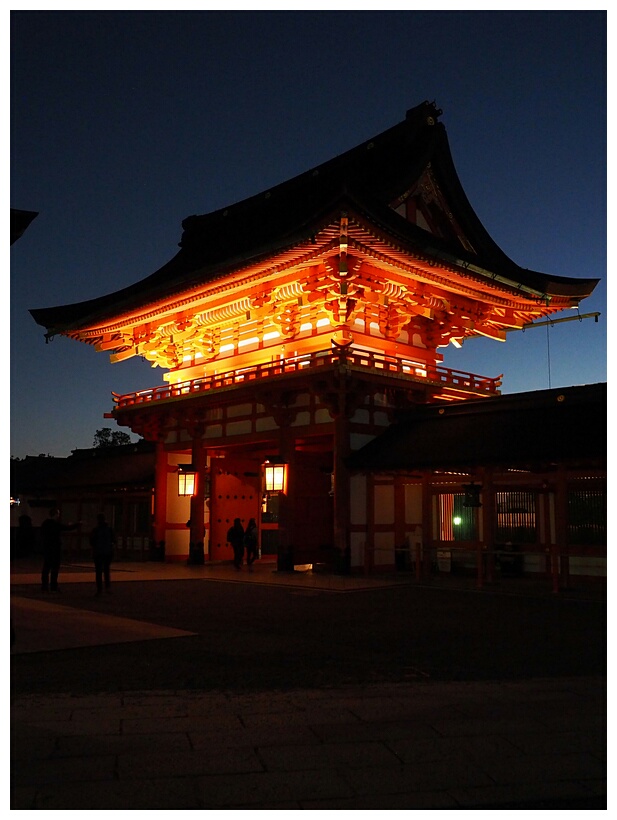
(10, 559, 606, 810)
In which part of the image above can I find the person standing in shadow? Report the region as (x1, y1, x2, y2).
(40, 508, 79, 592)
(16, 513, 36, 557)
(227, 518, 245, 570)
(90, 513, 116, 595)
(244, 518, 258, 570)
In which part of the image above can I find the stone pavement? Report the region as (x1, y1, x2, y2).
(11, 678, 606, 810)
(10, 559, 607, 809)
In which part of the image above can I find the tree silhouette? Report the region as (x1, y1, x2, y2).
(93, 428, 132, 448)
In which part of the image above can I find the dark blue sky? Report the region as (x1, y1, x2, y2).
(10, 10, 606, 458)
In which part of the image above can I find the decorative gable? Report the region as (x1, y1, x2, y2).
(390, 166, 476, 254)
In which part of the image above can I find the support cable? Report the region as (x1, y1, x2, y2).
(505, 310, 600, 389)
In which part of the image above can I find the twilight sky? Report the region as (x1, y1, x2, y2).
(10, 10, 607, 459)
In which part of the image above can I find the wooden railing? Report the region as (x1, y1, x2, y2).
(112, 347, 501, 409)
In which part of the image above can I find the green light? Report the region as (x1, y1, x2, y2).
(453, 516, 462, 525)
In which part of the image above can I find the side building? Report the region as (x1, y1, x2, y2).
(348, 382, 606, 587)
(10, 441, 156, 561)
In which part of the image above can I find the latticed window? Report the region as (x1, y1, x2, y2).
(495, 491, 537, 543)
(568, 488, 606, 545)
(133, 499, 151, 534)
(438, 493, 478, 541)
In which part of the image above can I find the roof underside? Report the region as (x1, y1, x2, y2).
(30, 101, 598, 334)
(347, 383, 606, 472)
(11, 208, 38, 246)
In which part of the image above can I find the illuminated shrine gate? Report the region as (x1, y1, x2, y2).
(30, 102, 598, 569)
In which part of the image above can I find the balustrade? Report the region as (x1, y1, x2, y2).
(112, 347, 501, 409)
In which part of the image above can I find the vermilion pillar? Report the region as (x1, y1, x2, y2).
(333, 412, 351, 572)
(276, 424, 295, 570)
(555, 466, 569, 590)
(153, 441, 167, 559)
(188, 433, 206, 564)
(481, 467, 495, 585)
(421, 472, 433, 579)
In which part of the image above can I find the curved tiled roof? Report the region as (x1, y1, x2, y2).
(11, 208, 38, 246)
(347, 382, 606, 472)
(30, 101, 598, 334)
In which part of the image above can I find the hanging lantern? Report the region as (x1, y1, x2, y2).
(264, 460, 287, 493)
(178, 464, 197, 497)
(462, 481, 482, 508)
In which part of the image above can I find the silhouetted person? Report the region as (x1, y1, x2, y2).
(40, 508, 78, 592)
(244, 518, 258, 569)
(90, 514, 115, 595)
(227, 518, 245, 570)
(16, 513, 35, 557)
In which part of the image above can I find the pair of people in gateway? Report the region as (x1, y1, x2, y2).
(227, 517, 258, 570)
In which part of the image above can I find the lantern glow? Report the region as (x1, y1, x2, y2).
(264, 463, 286, 492)
(178, 465, 196, 496)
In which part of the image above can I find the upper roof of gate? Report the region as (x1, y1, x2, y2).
(30, 101, 598, 334)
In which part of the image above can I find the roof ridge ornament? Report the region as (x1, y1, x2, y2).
(407, 100, 443, 125)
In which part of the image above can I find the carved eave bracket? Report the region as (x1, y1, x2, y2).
(76, 208, 560, 376)
(114, 408, 171, 443)
(313, 365, 368, 421)
(255, 388, 301, 428)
